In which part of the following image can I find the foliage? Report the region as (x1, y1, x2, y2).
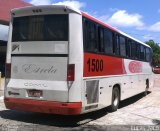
(145, 40, 160, 67)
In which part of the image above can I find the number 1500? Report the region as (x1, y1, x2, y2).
(87, 58, 103, 72)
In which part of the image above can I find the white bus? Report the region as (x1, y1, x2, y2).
(4, 5, 153, 115)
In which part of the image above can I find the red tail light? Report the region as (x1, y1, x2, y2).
(67, 64, 75, 81)
(5, 63, 11, 79)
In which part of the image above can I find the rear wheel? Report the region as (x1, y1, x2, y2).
(108, 87, 120, 112)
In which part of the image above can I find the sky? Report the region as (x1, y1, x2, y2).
(0, 25, 8, 41)
(22, 0, 160, 44)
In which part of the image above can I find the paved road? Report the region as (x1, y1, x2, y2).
(0, 75, 160, 131)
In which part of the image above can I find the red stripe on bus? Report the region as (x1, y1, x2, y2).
(4, 97, 82, 115)
(82, 12, 119, 33)
(83, 53, 126, 77)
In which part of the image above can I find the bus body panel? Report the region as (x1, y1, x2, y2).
(7, 42, 69, 102)
(12, 41, 68, 54)
(6, 56, 69, 102)
(6, 79, 68, 102)
(82, 73, 152, 113)
(68, 13, 83, 103)
(82, 53, 152, 112)
(11, 57, 68, 80)
(5, 97, 82, 115)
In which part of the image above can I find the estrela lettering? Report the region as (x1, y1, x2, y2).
(22, 64, 57, 74)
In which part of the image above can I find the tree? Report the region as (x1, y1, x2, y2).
(145, 40, 160, 67)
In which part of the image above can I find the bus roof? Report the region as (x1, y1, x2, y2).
(11, 5, 81, 15)
(11, 5, 150, 48)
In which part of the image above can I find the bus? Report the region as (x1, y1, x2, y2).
(4, 5, 153, 115)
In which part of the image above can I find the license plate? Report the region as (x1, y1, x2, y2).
(27, 90, 42, 98)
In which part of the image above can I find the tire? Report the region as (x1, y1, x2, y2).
(108, 87, 120, 112)
(144, 80, 149, 96)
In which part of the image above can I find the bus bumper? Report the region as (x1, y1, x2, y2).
(4, 97, 82, 115)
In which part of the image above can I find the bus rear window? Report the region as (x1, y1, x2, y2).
(12, 14, 68, 42)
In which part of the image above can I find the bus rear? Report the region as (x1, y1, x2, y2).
(4, 5, 83, 115)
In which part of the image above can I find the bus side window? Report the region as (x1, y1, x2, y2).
(144, 46, 146, 62)
(103, 29, 113, 54)
(89, 22, 97, 52)
(131, 41, 136, 59)
(98, 26, 104, 53)
(83, 19, 97, 52)
(136, 43, 140, 60)
(140, 45, 145, 60)
(119, 36, 126, 57)
(113, 33, 120, 55)
(149, 48, 153, 63)
(126, 39, 131, 58)
(83, 18, 88, 52)
(145, 48, 150, 62)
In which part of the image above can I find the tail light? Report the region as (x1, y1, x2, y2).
(67, 64, 75, 81)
